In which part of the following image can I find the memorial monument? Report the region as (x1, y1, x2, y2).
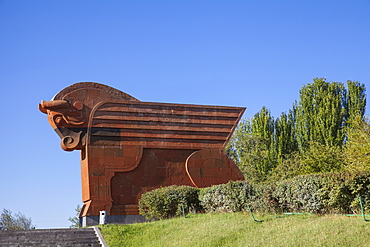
(39, 82, 245, 226)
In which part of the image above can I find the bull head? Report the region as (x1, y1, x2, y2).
(39, 99, 87, 151)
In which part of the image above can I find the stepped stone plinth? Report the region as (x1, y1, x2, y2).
(0, 228, 104, 247)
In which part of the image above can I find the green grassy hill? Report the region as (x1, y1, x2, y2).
(99, 213, 370, 247)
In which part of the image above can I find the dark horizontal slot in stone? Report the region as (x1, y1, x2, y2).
(90, 127, 230, 138)
(95, 110, 239, 122)
(90, 135, 225, 144)
(92, 119, 234, 130)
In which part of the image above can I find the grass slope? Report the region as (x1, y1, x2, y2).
(100, 213, 370, 247)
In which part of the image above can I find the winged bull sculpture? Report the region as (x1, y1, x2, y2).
(39, 82, 245, 224)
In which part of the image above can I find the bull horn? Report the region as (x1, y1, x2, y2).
(41, 100, 70, 110)
(38, 103, 48, 114)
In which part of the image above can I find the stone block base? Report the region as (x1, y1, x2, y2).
(80, 215, 148, 227)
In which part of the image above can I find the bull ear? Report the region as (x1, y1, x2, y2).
(38, 103, 48, 114)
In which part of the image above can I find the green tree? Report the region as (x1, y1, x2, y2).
(0, 209, 35, 231)
(292, 79, 365, 175)
(226, 119, 252, 164)
(295, 78, 366, 150)
(68, 204, 81, 228)
(269, 151, 302, 181)
(251, 107, 277, 172)
(346, 81, 366, 126)
(226, 119, 267, 182)
(227, 108, 278, 182)
(299, 141, 344, 174)
(295, 78, 347, 149)
(344, 116, 370, 172)
(275, 108, 298, 161)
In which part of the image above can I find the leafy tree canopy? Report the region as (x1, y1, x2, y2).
(0, 209, 35, 231)
(68, 204, 81, 228)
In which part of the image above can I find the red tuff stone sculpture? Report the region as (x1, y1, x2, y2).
(39, 82, 245, 225)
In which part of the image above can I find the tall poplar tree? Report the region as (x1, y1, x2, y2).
(295, 78, 366, 150)
(275, 107, 298, 161)
(251, 107, 277, 180)
(295, 78, 347, 149)
(346, 80, 366, 126)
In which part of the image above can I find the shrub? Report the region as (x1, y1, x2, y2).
(199, 181, 255, 213)
(139, 185, 201, 220)
(318, 172, 355, 214)
(249, 183, 282, 213)
(271, 175, 326, 214)
(266, 172, 370, 214)
(348, 172, 370, 212)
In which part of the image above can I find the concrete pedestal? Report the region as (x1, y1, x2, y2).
(80, 215, 148, 227)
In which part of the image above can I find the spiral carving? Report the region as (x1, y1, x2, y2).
(61, 132, 82, 151)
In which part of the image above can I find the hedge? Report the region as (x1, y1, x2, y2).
(139, 172, 370, 219)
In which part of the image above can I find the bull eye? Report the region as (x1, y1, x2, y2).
(73, 101, 83, 110)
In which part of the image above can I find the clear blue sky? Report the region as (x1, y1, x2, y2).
(0, 0, 369, 228)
